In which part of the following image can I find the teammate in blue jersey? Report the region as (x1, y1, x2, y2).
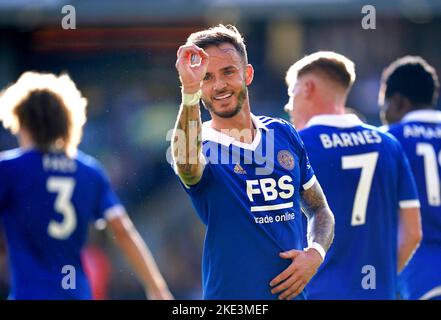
(379, 56, 441, 300)
(284, 51, 422, 299)
(0, 71, 172, 300)
(172, 25, 335, 300)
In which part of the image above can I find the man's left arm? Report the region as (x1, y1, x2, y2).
(301, 180, 335, 256)
(107, 211, 174, 300)
(270, 180, 334, 300)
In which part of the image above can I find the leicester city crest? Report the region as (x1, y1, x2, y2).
(277, 150, 295, 170)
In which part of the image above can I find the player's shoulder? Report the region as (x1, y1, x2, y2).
(256, 115, 291, 127)
(361, 123, 402, 146)
(256, 115, 308, 152)
(298, 124, 319, 137)
(255, 115, 297, 134)
(383, 122, 404, 137)
(75, 150, 107, 176)
(0, 148, 38, 170)
(0, 148, 25, 162)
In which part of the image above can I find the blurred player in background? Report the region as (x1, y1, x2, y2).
(0, 71, 173, 300)
(284, 51, 422, 299)
(172, 25, 334, 300)
(379, 56, 441, 300)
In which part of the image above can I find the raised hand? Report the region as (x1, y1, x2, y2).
(175, 44, 209, 94)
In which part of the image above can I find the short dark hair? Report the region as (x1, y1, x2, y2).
(0, 72, 87, 156)
(186, 24, 248, 64)
(381, 56, 439, 107)
(286, 51, 355, 91)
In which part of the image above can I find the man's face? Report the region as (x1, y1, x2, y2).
(284, 78, 308, 128)
(201, 43, 252, 119)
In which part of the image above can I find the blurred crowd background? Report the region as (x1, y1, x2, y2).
(0, 0, 440, 299)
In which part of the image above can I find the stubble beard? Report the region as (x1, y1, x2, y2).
(202, 86, 247, 119)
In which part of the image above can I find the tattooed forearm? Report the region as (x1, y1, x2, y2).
(301, 181, 335, 251)
(172, 103, 204, 185)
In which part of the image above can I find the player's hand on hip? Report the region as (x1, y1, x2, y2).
(269, 249, 322, 300)
(176, 44, 209, 94)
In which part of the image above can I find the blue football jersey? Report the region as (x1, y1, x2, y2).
(387, 109, 441, 300)
(175, 114, 315, 299)
(0, 148, 122, 299)
(299, 114, 419, 300)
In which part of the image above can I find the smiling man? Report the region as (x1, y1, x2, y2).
(171, 25, 334, 300)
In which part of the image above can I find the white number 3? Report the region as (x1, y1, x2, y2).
(47, 177, 77, 239)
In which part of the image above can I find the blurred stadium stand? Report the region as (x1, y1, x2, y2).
(0, 0, 440, 299)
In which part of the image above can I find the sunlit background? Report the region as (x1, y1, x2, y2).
(0, 0, 440, 299)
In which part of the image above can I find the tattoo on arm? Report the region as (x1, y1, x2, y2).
(172, 103, 204, 185)
(301, 181, 335, 251)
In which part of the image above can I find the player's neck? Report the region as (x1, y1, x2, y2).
(210, 104, 256, 144)
(18, 130, 34, 150)
(302, 102, 346, 128)
(314, 89, 346, 115)
(316, 106, 345, 116)
(315, 98, 346, 116)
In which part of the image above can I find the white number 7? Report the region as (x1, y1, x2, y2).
(342, 152, 379, 226)
(47, 177, 77, 240)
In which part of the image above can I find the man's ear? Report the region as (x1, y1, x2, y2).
(245, 64, 254, 86)
(303, 79, 315, 99)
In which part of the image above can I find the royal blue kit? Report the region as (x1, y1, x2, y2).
(176, 115, 316, 299)
(387, 110, 441, 300)
(300, 114, 419, 299)
(0, 148, 121, 299)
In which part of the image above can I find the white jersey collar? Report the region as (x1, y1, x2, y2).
(402, 109, 441, 124)
(305, 114, 364, 128)
(202, 113, 267, 150)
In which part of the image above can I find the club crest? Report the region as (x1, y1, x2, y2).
(277, 150, 295, 170)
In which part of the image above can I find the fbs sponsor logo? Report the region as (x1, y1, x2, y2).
(234, 163, 247, 174)
(246, 175, 294, 212)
